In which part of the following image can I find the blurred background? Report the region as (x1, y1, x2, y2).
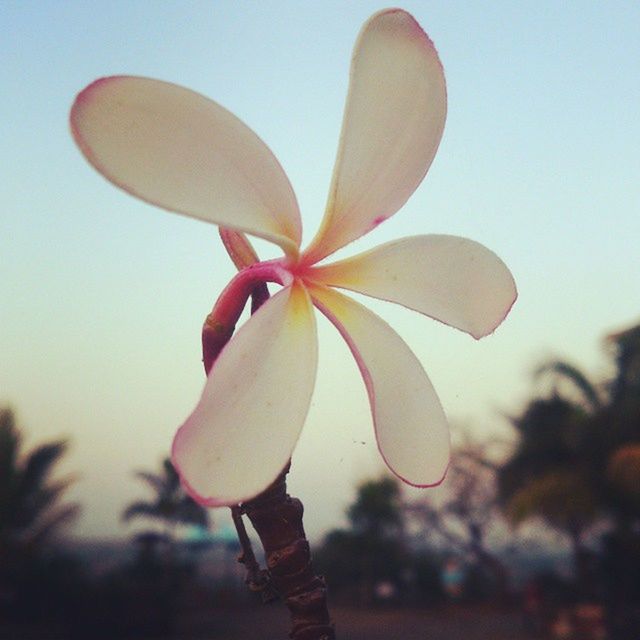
(1, 1, 639, 638)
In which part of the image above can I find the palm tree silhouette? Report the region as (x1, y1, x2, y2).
(122, 457, 210, 543)
(0, 407, 79, 557)
(498, 321, 640, 579)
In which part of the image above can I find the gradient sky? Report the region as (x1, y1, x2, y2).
(2, 1, 639, 541)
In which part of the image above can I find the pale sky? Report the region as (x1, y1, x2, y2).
(1, 1, 639, 541)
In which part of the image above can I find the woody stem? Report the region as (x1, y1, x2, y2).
(241, 465, 335, 640)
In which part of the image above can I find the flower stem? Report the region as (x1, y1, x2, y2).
(201, 260, 290, 371)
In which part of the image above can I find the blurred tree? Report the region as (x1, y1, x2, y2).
(316, 476, 408, 605)
(603, 325, 640, 528)
(0, 408, 84, 631)
(600, 325, 640, 637)
(607, 444, 640, 517)
(117, 459, 209, 639)
(407, 435, 509, 600)
(607, 323, 640, 407)
(498, 394, 601, 573)
(349, 477, 405, 604)
(0, 407, 79, 557)
(122, 457, 210, 542)
(498, 320, 640, 582)
(348, 476, 403, 539)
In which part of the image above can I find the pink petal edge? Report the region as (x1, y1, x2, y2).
(172, 283, 318, 506)
(309, 284, 450, 488)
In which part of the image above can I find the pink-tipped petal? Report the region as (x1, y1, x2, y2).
(313, 235, 517, 339)
(309, 284, 449, 487)
(303, 10, 446, 264)
(172, 283, 317, 506)
(71, 76, 301, 256)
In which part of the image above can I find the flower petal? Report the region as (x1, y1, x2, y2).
(309, 284, 449, 487)
(219, 228, 260, 269)
(303, 10, 446, 264)
(71, 76, 301, 256)
(172, 283, 317, 506)
(313, 235, 517, 339)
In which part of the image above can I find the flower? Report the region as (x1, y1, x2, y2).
(70, 9, 516, 506)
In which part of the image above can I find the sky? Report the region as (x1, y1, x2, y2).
(1, 1, 639, 542)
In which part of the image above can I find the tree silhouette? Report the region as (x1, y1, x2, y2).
(607, 323, 640, 406)
(317, 476, 407, 605)
(122, 457, 210, 542)
(348, 476, 403, 539)
(407, 435, 509, 599)
(498, 393, 601, 568)
(0, 407, 79, 557)
(600, 325, 640, 531)
(498, 320, 640, 581)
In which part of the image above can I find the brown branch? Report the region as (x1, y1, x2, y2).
(241, 464, 335, 640)
(231, 505, 279, 602)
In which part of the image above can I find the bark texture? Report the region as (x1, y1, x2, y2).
(240, 466, 335, 640)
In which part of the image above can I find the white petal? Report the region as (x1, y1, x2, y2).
(310, 284, 449, 487)
(303, 10, 446, 263)
(313, 235, 517, 339)
(71, 76, 301, 256)
(172, 283, 317, 506)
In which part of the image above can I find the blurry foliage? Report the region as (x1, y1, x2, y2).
(316, 476, 437, 605)
(117, 458, 212, 635)
(347, 476, 403, 538)
(0, 408, 79, 556)
(0, 407, 79, 556)
(0, 412, 210, 638)
(85, 541, 198, 639)
(608, 323, 640, 406)
(500, 322, 640, 537)
(497, 320, 640, 620)
(505, 470, 599, 532)
(406, 435, 509, 600)
(600, 526, 640, 638)
(123, 457, 210, 541)
(607, 444, 640, 509)
(0, 407, 85, 634)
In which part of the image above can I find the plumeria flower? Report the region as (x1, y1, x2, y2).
(70, 9, 516, 506)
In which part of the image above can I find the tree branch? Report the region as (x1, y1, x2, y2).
(241, 465, 335, 640)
